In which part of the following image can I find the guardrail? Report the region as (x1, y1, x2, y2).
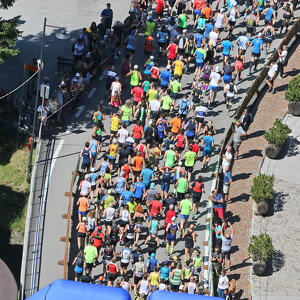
(206, 17, 300, 295)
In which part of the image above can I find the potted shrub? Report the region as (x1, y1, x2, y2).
(286, 73, 300, 116)
(264, 119, 291, 159)
(248, 233, 274, 276)
(250, 173, 274, 215)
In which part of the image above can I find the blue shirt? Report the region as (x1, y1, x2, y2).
(224, 171, 232, 185)
(115, 176, 126, 194)
(157, 124, 165, 138)
(213, 193, 223, 208)
(134, 182, 145, 199)
(141, 168, 154, 186)
(157, 31, 168, 43)
(222, 40, 233, 55)
(204, 22, 214, 38)
(160, 266, 171, 280)
(186, 121, 196, 137)
(121, 191, 134, 205)
(177, 98, 190, 114)
(252, 38, 263, 54)
(195, 48, 205, 63)
(170, 29, 179, 42)
(194, 33, 203, 48)
(144, 61, 154, 75)
(160, 70, 172, 87)
(203, 135, 214, 150)
(265, 8, 274, 21)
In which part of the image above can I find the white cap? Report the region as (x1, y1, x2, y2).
(134, 65, 138, 70)
(171, 216, 176, 221)
(178, 161, 182, 166)
(90, 168, 95, 172)
(85, 174, 89, 179)
(258, 32, 262, 37)
(75, 72, 80, 77)
(215, 66, 220, 72)
(183, 29, 187, 33)
(82, 217, 87, 221)
(150, 55, 154, 60)
(166, 65, 171, 70)
(149, 119, 153, 125)
(220, 8, 224, 12)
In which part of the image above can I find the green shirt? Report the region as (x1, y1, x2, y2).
(181, 198, 192, 215)
(130, 70, 140, 86)
(84, 245, 97, 263)
(128, 201, 137, 214)
(177, 177, 187, 194)
(148, 89, 157, 102)
(165, 150, 175, 167)
(170, 80, 181, 93)
(161, 95, 173, 110)
(143, 80, 151, 92)
(178, 14, 187, 28)
(184, 151, 197, 167)
(104, 195, 115, 209)
(121, 105, 132, 121)
(145, 21, 155, 36)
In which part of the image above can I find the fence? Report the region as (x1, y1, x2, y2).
(206, 17, 300, 295)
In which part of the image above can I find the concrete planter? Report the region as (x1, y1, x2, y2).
(288, 102, 300, 116)
(252, 260, 267, 276)
(265, 143, 284, 159)
(256, 201, 270, 216)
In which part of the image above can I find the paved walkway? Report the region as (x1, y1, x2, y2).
(226, 42, 300, 299)
(251, 115, 300, 300)
(0, 258, 18, 300)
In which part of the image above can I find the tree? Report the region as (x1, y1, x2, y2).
(0, 0, 22, 64)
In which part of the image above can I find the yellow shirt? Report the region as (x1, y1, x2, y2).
(174, 60, 183, 77)
(150, 271, 159, 286)
(111, 116, 119, 131)
(109, 144, 117, 157)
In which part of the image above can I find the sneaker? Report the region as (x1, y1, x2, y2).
(227, 267, 231, 272)
(248, 69, 252, 75)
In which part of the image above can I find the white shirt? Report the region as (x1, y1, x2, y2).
(229, 7, 237, 21)
(215, 13, 225, 28)
(237, 35, 249, 50)
(209, 31, 218, 46)
(210, 72, 221, 87)
(149, 99, 161, 112)
(118, 128, 129, 143)
(225, 83, 238, 97)
(268, 64, 278, 78)
(111, 81, 121, 96)
(222, 151, 232, 172)
(80, 180, 91, 196)
(195, 105, 208, 117)
(279, 50, 288, 63)
(218, 275, 229, 289)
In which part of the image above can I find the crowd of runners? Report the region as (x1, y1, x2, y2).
(69, 0, 297, 299)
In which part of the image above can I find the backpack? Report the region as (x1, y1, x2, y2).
(202, 67, 211, 81)
(180, 99, 188, 113)
(229, 83, 234, 93)
(145, 126, 153, 137)
(188, 121, 195, 132)
(76, 256, 84, 268)
(249, 113, 254, 123)
(178, 35, 186, 50)
(224, 65, 233, 75)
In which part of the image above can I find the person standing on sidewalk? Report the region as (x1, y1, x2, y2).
(221, 221, 234, 272)
(266, 61, 278, 94)
(232, 121, 246, 159)
(223, 166, 232, 203)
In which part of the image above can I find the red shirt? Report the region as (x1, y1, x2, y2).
(149, 200, 162, 217)
(133, 125, 143, 139)
(151, 66, 159, 79)
(165, 209, 176, 224)
(176, 134, 185, 148)
(136, 144, 146, 158)
(132, 86, 144, 102)
(194, 0, 205, 10)
(108, 262, 117, 274)
(91, 231, 105, 248)
(168, 43, 177, 59)
(156, 0, 165, 14)
(193, 181, 203, 193)
(192, 144, 200, 154)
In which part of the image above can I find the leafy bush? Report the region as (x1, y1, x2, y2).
(264, 119, 291, 147)
(248, 233, 274, 262)
(285, 74, 300, 102)
(250, 173, 274, 203)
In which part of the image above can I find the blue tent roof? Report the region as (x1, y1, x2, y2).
(27, 279, 131, 300)
(148, 290, 222, 300)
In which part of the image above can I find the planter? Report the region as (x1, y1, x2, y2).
(265, 143, 284, 159)
(252, 260, 267, 276)
(256, 201, 270, 216)
(288, 102, 300, 116)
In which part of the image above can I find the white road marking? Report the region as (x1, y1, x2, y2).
(88, 88, 96, 98)
(50, 139, 65, 178)
(75, 105, 85, 118)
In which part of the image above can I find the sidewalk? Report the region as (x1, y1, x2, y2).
(251, 114, 300, 300)
(225, 43, 300, 299)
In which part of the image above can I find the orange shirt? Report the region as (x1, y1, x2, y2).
(78, 197, 88, 212)
(123, 164, 131, 179)
(170, 117, 181, 133)
(144, 36, 154, 53)
(133, 156, 144, 171)
(202, 6, 212, 19)
(78, 222, 87, 233)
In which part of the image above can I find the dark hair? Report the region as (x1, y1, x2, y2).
(85, 142, 90, 148)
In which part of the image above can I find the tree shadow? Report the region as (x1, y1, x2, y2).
(228, 193, 250, 204)
(272, 249, 285, 273)
(268, 191, 288, 216)
(286, 136, 300, 157)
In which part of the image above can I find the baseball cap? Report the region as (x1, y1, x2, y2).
(183, 29, 187, 33)
(258, 32, 262, 37)
(150, 253, 155, 259)
(171, 216, 176, 221)
(220, 8, 224, 12)
(108, 189, 112, 194)
(166, 65, 171, 70)
(90, 167, 95, 172)
(75, 72, 80, 77)
(82, 217, 87, 221)
(178, 161, 182, 166)
(97, 226, 102, 231)
(134, 65, 138, 70)
(150, 182, 155, 188)
(85, 174, 89, 179)
(215, 66, 220, 72)
(120, 171, 125, 176)
(150, 55, 154, 60)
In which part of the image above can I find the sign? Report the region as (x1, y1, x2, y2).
(40, 84, 50, 99)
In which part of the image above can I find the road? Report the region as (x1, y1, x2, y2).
(6, 0, 298, 296)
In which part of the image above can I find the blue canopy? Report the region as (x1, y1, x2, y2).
(27, 279, 131, 300)
(148, 290, 222, 300)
